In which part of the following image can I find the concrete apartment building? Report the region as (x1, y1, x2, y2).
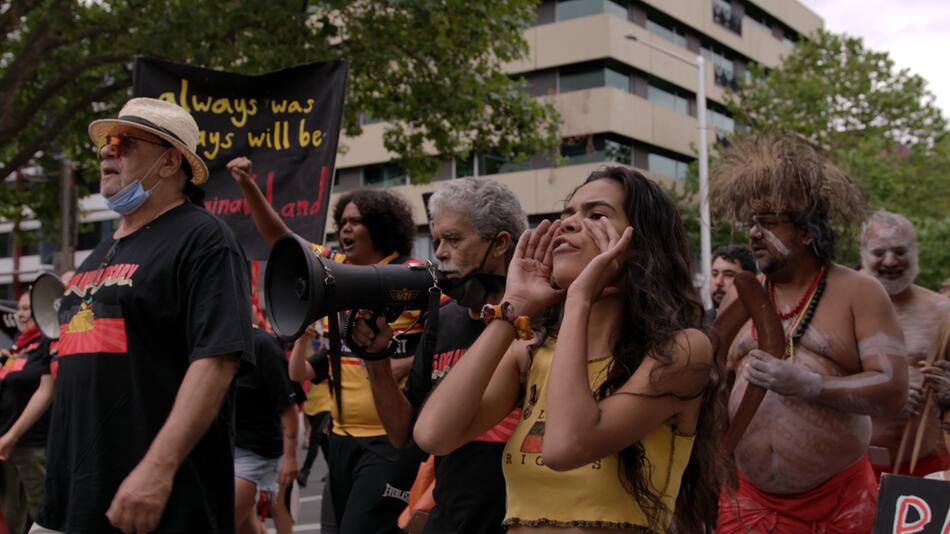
(0, 0, 822, 298)
(329, 0, 822, 251)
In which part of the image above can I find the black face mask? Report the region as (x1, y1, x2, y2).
(437, 235, 507, 308)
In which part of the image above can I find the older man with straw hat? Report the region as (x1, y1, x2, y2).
(31, 97, 254, 534)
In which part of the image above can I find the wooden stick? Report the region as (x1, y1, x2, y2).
(894, 316, 950, 473)
(893, 417, 913, 474)
(909, 392, 935, 473)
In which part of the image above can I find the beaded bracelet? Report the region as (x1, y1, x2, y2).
(480, 302, 533, 340)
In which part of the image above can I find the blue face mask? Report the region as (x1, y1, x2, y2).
(105, 151, 168, 215)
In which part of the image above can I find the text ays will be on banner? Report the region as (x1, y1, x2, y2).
(134, 57, 348, 259)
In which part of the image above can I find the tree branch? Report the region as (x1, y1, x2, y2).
(0, 0, 67, 115)
(0, 0, 44, 39)
(0, 53, 130, 145)
(0, 76, 129, 179)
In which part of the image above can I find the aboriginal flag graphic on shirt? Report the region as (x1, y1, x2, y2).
(56, 264, 137, 356)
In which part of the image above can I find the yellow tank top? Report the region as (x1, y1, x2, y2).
(308, 243, 421, 437)
(502, 339, 694, 531)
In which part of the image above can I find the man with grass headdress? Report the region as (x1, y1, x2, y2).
(711, 135, 908, 533)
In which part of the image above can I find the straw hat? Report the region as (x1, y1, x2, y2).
(88, 97, 209, 185)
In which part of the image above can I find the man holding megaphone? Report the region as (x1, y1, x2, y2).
(228, 157, 426, 534)
(351, 177, 527, 534)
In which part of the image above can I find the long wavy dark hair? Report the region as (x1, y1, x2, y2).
(536, 167, 727, 533)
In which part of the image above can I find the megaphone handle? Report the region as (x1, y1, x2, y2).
(343, 311, 398, 361)
(366, 310, 384, 336)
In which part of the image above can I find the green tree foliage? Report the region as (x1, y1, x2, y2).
(0, 0, 559, 240)
(723, 29, 950, 288)
(664, 164, 745, 269)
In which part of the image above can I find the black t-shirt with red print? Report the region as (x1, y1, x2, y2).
(37, 202, 254, 534)
(0, 325, 52, 447)
(404, 300, 516, 534)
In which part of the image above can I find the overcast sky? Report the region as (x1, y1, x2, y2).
(798, 0, 950, 118)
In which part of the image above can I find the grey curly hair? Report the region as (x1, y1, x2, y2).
(428, 177, 528, 249)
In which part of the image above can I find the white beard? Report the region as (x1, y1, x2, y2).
(867, 257, 919, 296)
(878, 274, 914, 296)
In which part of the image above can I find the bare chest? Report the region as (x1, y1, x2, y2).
(731, 311, 859, 376)
(895, 305, 948, 364)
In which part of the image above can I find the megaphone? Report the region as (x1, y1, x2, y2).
(264, 234, 440, 341)
(30, 272, 66, 339)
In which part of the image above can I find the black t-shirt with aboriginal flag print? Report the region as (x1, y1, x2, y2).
(405, 301, 519, 534)
(37, 202, 254, 534)
(0, 326, 52, 447)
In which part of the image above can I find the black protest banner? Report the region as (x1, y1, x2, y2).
(873, 474, 950, 534)
(134, 57, 347, 259)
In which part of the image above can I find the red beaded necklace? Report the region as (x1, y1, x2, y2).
(767, 265, 829, 320)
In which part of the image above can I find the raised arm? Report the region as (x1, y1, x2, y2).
(414, 221, 562, 456)
(289, 324, 318, 382)
(227, 157, 291, 245)
(413, 321, 525, 456)
(542, 219, 711, 470)
(546, 328, 711, 471)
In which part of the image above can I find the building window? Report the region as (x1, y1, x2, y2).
(648, 152, 689, 180)
(478, 153, 530, 176)
(645, 16, 687, 48)
(706, 105, 735, 135)
(559, 62, 630, 93)
(362, 164, 407, 188)
(701, 44, 738, 90)
(782, 30, 798, 48)
(561, 134, 631, 166)
(560, 67, 603, 92)
(359, 113, 385, 125)
(712, 0, 741, 34)
(556, 0, 628, 22)
(604, 67, 630, 92)
(452, 152, 529, 177)
(743, 13, 770, 35)
(77, 220, 115, 251)
(20, 231, 41, 257)
(0, 231, 42, 258)
(647, 79, 691, 115)
(455, 154, 476, 178)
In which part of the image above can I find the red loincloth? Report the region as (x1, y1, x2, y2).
(872, 451, 950, 480)
(717, 455, 878, 534)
